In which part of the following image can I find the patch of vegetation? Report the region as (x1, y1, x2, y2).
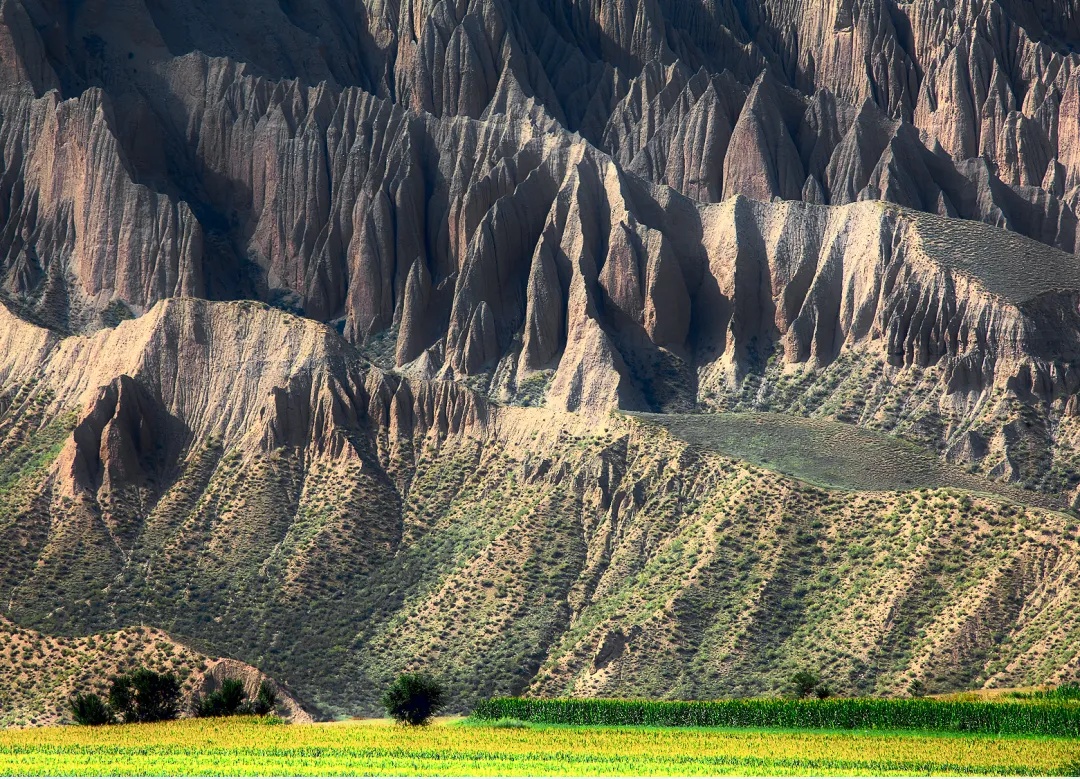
(195, 679, 277, 717)
(631, 411, 1062, 510)
(100, 299, 135, 328)
(70, 693, 114, 726)
(381, 672, 446, 726)
(473, 696, 1080, 736)
(1008, 683, 1080, 702)
(514, 371, 554, 407)
(108, 669, 182, 723)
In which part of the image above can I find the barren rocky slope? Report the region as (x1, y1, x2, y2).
(3, 0, 1080, 717)
(0, 298, 1079, 716)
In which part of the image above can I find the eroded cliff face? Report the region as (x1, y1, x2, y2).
(1, 299, 1079, 715)
(5, 0, 1080, 715)
(5, 0, 1080, 289)
(2, 4, 1080, 446)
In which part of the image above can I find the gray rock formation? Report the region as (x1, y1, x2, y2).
(4, 0, 1080, 714)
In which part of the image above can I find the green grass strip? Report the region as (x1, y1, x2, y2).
(472, 697, 1080, 737)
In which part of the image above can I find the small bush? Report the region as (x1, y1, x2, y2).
(381, 673, 445, 726)
(109, 669, 181, 723)
(790, 670, 820, 699)
(70, 693, 114, 726)
(195, 678, 248, 718)
(253, 681, 278, 716)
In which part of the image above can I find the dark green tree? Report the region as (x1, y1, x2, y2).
(194, 677, 248, 718)
(70, 693, 114, 726)
(381, 673, 445, 726)
(790, 670, 820, 699)
(252, 681, 278, 716)
(108, 669, 181, 723)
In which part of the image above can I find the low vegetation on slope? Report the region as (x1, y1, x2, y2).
(0, 619, 210, 728)
(631, 412, 1063, 510)
(3, 387, 1080, 715)
(1, 301, 1079, 715)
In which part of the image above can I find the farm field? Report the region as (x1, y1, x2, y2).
(1, 717, 1080, 776)
(473, 696, 1080, 736)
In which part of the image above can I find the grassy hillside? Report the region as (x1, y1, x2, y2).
(5, 409, 1078, 716)
(631, 412, 1064, 510)
(0, 619, 212, 728)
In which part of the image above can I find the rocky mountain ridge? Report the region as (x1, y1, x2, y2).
(5, 0, 1080, 325)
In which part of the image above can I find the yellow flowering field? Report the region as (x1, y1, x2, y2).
(0, 717, 1078, 776)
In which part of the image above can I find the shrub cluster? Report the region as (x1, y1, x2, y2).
(790, 670, 832, 700)
(70, 669, 279, 725)
(472, 696, 1080, 737)
(194, 679, 277, 718)
(70, 669, 181, 726)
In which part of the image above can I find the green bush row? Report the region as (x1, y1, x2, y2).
(472, 697, 1080, 737)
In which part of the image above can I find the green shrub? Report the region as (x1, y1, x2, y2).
(381, 673, 445, 726)
(195, 678, 248, 718)
(70, 693, 114, 726)
(252, 681, 278, 715)
(109, 669, 181, 723)
(790, 670, 820, 699)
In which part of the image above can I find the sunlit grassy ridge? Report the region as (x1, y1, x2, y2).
(632, 412, 1063, 508)
(1, 718, 1079, 776)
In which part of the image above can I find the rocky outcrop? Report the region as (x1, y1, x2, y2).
(3, 0, 1080, 340)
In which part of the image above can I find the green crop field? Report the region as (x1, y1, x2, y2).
(1, 717, 1080, 776)
(473, 696, 1080, 736)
